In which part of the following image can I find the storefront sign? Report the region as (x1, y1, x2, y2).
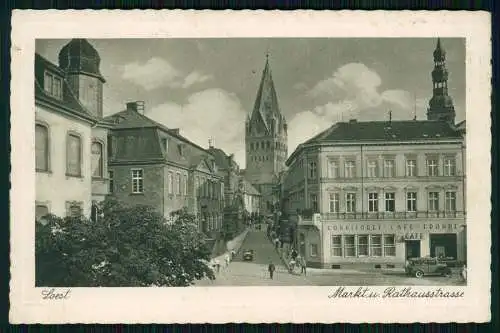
(326, 222, 460, 234)
(403, 233, 423, 240)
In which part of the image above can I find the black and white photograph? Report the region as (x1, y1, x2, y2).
(10, 11, 491, 324)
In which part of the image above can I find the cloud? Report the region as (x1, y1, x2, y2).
(147, 88, 247, 167)
(121, 57, 213, 91)
(288, 63, 424, 155)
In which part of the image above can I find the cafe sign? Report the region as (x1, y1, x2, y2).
(326, 221, 460, 235)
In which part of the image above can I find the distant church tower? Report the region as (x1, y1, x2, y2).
(58, 39, 106, 118)
(245, 55, 288, 214)
(427, 38, 456, 124)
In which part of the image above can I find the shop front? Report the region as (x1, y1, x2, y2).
(319, 219, 466, 268)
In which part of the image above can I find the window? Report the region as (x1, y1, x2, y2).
(427, 158, 439, 176)
(35, 124, 49, 171)
(445, 191, 456, 212)
(367, 160, 377, 177)
(36, 204, 49, 221)
(383, 160, 395, 177)
(108, 170, 114, 193)
(428, 192, 439, 211)
(44, 71, 63, 99)
(344, 235, 355, 257)
(329, 193, 339, 213)
(406, 159, 416, 177)
(131, 169, 144, 193)
(67, 202, 83, 218)
(383, 235, 396, 256)
(346, 193, 356, 213)
(345, 161, 355, 178)
(178, 144, 184, 156)
(370, 235, 382, 256)
(66, 134, 82, 176)
(162, 138, 169, 153)
(329, 160, 339, 178)
(406, 192, 417, 212)
(309, 161, 317, 179)
(176, 173, 181, 195)
(183, 174, 188, 195)
(310, 194, 318, 212)
(168, 172, 173, 194)
(91, 141, 103, 177)
(385, 192, 395, 212)
(358, 235, 369, 256)
(368, 193, 379, 212)
(331, 235, 342, 257)
(444, 157, 456, 176)
(310, 244, 318, 257)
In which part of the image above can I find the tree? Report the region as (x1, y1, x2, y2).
(35, 199, 214, 287)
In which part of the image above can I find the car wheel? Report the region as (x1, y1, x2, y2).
(415, 270, 424, 278)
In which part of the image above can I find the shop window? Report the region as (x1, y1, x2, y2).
(445, 191, 456, 212)
(131, 169, 144, 193)
(329, 193, 339, 213)
(346, 193, 356, 213)
(385, 192, 395, 212)
(384, 235, 396, 256)
(406, 192, 417, 212)
(444, 157, 456, 176)
(328, 160, 339, 178)
(343, 235, 355, 257)
(428, 192, 439, 211)
(358, 235, 369, 256)
(367, 160, 377, 178)
(344, 160, 355, 178)
(406, 159, 417, 177)
(368, 192, 378, 212)
(310, 243, 318, 257)
(370, 235, 382, 256)
(383, 160, 395, 177)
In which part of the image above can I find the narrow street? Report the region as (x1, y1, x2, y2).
(195, 226, 466, 287)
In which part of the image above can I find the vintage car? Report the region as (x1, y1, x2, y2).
(405, 257, 452, 278)
(243, 249, 254, 261)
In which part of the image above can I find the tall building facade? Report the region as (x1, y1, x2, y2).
(245, 57, 288, 214)
(35, 39, 111, 222)
(281, 38, 466, 268)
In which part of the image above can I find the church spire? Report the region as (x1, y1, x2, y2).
(427, 38, 456, 124)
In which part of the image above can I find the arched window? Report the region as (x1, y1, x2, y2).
(91, 141, 103, 177)
(66, 133, 82, 176)
(35, 124, 49, 171)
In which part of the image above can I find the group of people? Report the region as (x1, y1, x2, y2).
(209, 250, 236, 276)
(288, 248, 307, 275)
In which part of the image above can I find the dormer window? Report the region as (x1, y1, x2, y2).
(178, 144, 184, 156)
(44, 71, 63, 99)
(162, 138, 169, 154)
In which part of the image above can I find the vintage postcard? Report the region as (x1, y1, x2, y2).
(10, 10, 491, 323)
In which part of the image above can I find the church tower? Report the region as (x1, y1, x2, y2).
(427, 38, 456, 124)
(58, 39, 106, 118)
(245, 55, 288, 213)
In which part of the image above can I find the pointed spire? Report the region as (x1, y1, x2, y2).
(433, 37, 446, 61)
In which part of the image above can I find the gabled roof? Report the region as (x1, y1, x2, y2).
(249, 58, 282, 132)
(35, 53, 97, 123)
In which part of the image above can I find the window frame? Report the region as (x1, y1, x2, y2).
(367, 160, 378, 178)
(346, 192, 356, 213)
(383, 159, 395, 178)
(35, 122, 50, 172)
(357, 235, 369, 256)
(405, 159, 417, 177)
(131, 168, 144, 194)
(370, 234, 382, 257)
(309, 161, 317, 179)
(384, 192, 396, 212)
(331, 235, 342, 257)
(329, 192, 339, 213)
(428, 191, 440, 211)
(328, 160, 339, 178)
(43, 70, 63, 100)
(406, 191, 417, 212)
(368, 192, 379, 212)
(344, 160, 355, 178)
(343, 235, 355, 257)
(444, 157, 456, 176)
(445, 191, 457, 212)
(66, 131, 83, 177)
(91, 140, 104, 178)
(310, 243, 318, 257)
(427, 158, 439, 177)
(383, 235, 396, 257)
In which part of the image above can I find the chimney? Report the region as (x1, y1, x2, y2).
(126, 101, 145, 114)
(170, 128, 180, 135)
(208, 138, 214, 149)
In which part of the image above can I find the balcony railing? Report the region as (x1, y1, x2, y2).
(320, 211, 466, 220)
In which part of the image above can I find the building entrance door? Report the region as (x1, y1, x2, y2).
(405, 240, 421, 259)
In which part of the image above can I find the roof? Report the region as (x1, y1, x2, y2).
(58, 39, 105, 82)
(35, 53, 97, 123)
(207, 147, 231, 170)
(288, 119, 464, 165)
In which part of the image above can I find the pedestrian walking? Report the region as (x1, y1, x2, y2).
(268, 261, 276, 279)
(299, 255, 307, 275)
(224, 253, 231, 267)
(274, 238, 279, 249)
(231, 249, 236, 260)
(214, 258, 220, 273)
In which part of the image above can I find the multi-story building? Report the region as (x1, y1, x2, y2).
(239, 178, 261, 216)
(245, 56, 288, 215)
(207, 145, 241, 207)
(282, 39, 466, 268)
(105, 101, 225, 234)
(35, 39, 111, 221)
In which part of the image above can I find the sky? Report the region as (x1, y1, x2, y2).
(36, 38, 465, 168)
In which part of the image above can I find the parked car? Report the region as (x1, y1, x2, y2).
(406, 257, 452, 278)
(243, 249, 254, 261)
